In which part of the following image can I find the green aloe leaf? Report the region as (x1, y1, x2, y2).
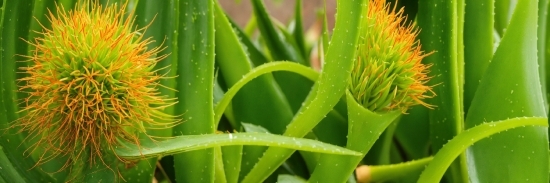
(115, 133, 362, 158)
(0, 0, 55, 182)
(394, 106, 430, 160)
(213, 0, 293, 135)
(278, 174, 307, 183)
(227, 16, 270, 67)
(250, 0, 303, 64)
(464, 0, 549, 182)
(77, 152, 119, 182)
(538, 0, 549, 107)
(214, 147, 228, 183)
(494, 0, 517, 37)
(249, 0, 312, 115)
(291, 0, 307, 61)
(241, 0, 365, 181)
(172, 0, 216, 182)
(57, 0, 76, 10)
(135, 0, 177, 138)
(419, 117, 548, 182)
(0, 145, 25, 182)
(417, 0, 466, 182)
(214, 61, 318, 124)
(463, 0, 493, 111)
(366, 156, 433, 183)
(221, 145, 242, 183)
(546, 2, 550, 104)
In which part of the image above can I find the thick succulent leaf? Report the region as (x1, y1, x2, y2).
(134, 0, 177, 137)
(214, 147, 228, 183)
(367, 156, 433, 182)
(546, 2, 550, 105)
(277, 174, 307, 183)
(291, 0, 307, 61)
(494, 0, 517, 37)
(463, 0, 493, 111)
(420, 117, 548, 182)
(241, 0, 365, 181)
(221, 145, 242, 183)
(0, 0, 56, 182)
(0, 145, 25, 182)
(417, 0, 464, 149)
(250, 0, 303, 64)
(79, 153, 119, 183)
(213, 0, 294, 136)
(214, 61, 318, 124)
(464, 0, 549, 182)
(250, 0, 313, 115)
(538, 0, 549, 107)
(227, 17, 270, 67)
(115, 133, 362, 158)
(417, 0, 467, 181)
(56, 0, 77, 10)
(172, 0, 216, 182)
(394, 106, 430, 160)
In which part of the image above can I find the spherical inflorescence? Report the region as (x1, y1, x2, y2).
(16, 1, 177, 167)
(349, 0, 433, 113)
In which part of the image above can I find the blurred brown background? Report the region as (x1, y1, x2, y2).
(219, 0, 337, 31)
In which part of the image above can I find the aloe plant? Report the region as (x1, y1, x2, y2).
(0, 0, 548, 182)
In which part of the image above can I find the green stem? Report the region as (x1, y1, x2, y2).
(418, 117, 548, 182)
(214, 61, 318, 125)
(362, 156, 433, 183)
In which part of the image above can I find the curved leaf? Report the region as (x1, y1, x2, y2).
(367, 157, 433, 183)
(241, 0, 365, 181)
(115, 133, 362, 158)
(213, 1, 294, 135)
(464, 0, 549, 182)
(419, 117, 548, 182)
(214, 61, 318, 124)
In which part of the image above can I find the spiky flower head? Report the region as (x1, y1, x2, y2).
(16, 1, 176, 167)
(349, 0, 433, 113)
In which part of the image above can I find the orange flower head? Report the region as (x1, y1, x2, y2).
(349, 0, 434, 113)
(16, 1, 178, 168)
